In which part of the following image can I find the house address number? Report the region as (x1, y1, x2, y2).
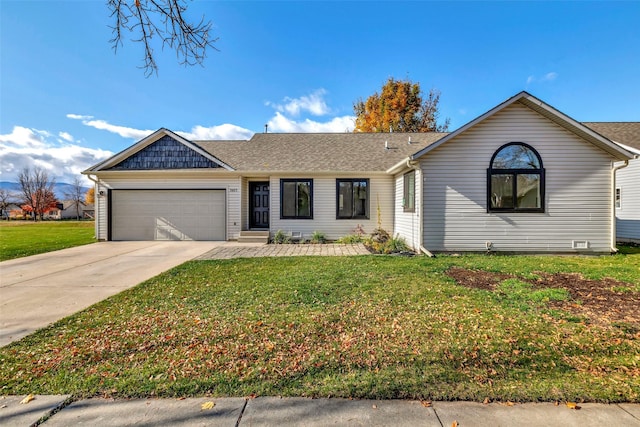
(229, 188, 239, 193)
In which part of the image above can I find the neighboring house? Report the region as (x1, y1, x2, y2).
(43, 203, 63, 220)
(4, 203, 23, 219)
(583, 122, 640, 242)
(83, 91, 635, 253)
(60, 200, 89, 219)
(82, 203, 95, 219)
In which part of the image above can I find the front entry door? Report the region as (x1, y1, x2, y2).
(250, 182, 269, 228)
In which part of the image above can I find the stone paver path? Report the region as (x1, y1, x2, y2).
(196, 243, 371, 259)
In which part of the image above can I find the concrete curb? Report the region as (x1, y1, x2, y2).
(1, 396, 638, 427)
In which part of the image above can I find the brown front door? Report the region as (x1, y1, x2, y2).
(249, 182, 269, 228)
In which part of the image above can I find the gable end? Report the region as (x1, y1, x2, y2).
(107, 135, 223, 170)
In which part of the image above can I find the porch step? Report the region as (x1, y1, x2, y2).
(237, 230, 270, 244)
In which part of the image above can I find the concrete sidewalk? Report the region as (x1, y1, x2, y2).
(0, 241, 220, 346)
(1, 396, 638, 426)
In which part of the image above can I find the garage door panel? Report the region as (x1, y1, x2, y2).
(112, 190, 226, 241)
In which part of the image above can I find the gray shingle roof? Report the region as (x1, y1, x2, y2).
(195, 132, 448, 172)
(583, 122, 640, 150)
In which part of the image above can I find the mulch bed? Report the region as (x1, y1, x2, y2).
(446, 267, 640, 328)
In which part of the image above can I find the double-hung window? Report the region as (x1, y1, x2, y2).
(280, 179, 313, 219)
(403, 170, 415, 212)
(488, 142, 545, 213)
(336, 179, 369, 219)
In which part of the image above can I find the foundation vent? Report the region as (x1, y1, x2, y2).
(572, 240, 590, 249)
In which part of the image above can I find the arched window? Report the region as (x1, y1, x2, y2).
(487, 142, 544, 212)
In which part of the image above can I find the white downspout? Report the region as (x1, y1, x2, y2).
(611, 160, 629, 253)
(86, 174, 101, 240)
(406, 159, 434, 257)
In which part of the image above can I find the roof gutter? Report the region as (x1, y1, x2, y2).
(611, 160, 630, 253)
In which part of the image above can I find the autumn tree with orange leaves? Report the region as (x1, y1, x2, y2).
(85, 187, 95, 204)
(353, 78, 450, 133)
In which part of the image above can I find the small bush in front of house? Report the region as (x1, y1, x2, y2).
(364, 228, 411, 254)
(336, 234, 365, 244)
(272, 229, 290, 244)
(310, 230, 327, 244)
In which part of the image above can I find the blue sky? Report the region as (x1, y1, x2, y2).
(1, 1, 639, 184)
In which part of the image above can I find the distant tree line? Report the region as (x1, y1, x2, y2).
(1, 167, 94, 221)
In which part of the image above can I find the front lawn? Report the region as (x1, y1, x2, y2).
(0, 221, 96, 261)
(1, 253, 638, 402)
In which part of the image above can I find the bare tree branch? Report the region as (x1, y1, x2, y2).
(107, 0, 218, 77)
(18, 167, 56, 221)
(0, 189, 18, 220)
(63, 177, 87, 220)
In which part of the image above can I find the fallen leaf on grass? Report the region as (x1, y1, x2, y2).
(483, 397, 490, 404)
(20, 394, 35, 404)
(566, 402, 581, 410)
(201, 401, 215, 410)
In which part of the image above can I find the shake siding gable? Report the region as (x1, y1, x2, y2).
(421, 102, 614, 253)
(616, 159, 640, 240)
(270, 175, 394, 240)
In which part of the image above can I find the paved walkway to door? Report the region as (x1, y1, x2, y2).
(196, 243, 371, 259)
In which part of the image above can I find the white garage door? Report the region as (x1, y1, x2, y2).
(111, 190, 226, 241)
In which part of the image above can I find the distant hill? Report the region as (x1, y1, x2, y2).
(0, 181, 91, 200)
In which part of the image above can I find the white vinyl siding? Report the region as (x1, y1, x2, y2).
(95, 183, 108, 240)
(94, 175, 241, 241)
(616, 158, 640, 240)
(394, 169, 421, 250)
(422, 102, 614, 253)
(270, 174, 394, 241)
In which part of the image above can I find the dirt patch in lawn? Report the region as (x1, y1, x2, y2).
(447, 267, 640, 328)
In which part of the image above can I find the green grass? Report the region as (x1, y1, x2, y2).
(0, 221, 96, 261)
(1, 251, 638, 402)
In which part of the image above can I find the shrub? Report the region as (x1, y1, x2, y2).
(272, 229, 290, 244)
(364, 230, 411, 254)
(310, 230, 327, 244)
(336, 234, 365, 244)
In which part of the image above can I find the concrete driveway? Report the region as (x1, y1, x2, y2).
(0, 241, 220, 347)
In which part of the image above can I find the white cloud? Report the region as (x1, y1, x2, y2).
(67, 115, 154, 140)
(178, 124, 254, 141)
(526, 72, 558, 85)
(267, 112, 355, 133)
(266, 89, 331, 117)
(66, 114, 94, 120)
(69, 115, 254, 141)
(0, 126, 113, 185)
(59, 131, 74, 142)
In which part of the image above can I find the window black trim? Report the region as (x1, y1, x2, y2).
(280, 179, 313, 219)
(403, 170, 416, 213)
(336, 178, 370, 219)
(487, 142, 545, 213)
